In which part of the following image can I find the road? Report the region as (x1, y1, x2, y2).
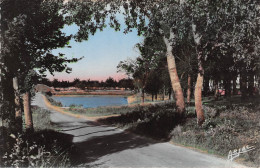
(32, 93, 246, 168)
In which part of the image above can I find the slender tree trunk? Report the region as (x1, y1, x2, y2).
(192, 24, 205, 125)
(194, 57, 205, 126)
(13, 77, 22, 132)
(168, 89, 172, 100)
(224, 75, 231, 98)
(232, 76, 237, 95)
(214, 79, 219, 100)
(162, 87, 165, 101)
(163, 34, 185, 114)
(240, 70, 247, 99)
(23, 92, 33, 132)
(141, 89, 145, 103)
(203, 75, 209, 96)
(248, 71, 254, 97)
(187, 74, 191, 105)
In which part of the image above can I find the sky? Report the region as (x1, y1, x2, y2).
(46, 16, 143, 82)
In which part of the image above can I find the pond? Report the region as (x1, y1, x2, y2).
(52, 95, 128, 108)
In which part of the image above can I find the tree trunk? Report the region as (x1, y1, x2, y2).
(152, 94, 154, 101)
(187, 74, 191, 105)
(232, 76, 237, 95)
(224, 75, 231, 98)
(240, 70, 247, 99)
(155, 93, 157, 100)
(13, 77, 22, 132)
(141, 89, 145, 103)
(214, 79, 219, 100)
(194, 60, 205, 126)
(203, 75, 209, 96)
(23, 92, 33, 132)
(162, 87, 165, 101)
(163, 34, 185, 114)
(248, 71, 254, 96)
(192, 24, 205, 125)
(168, 89, 172, 100)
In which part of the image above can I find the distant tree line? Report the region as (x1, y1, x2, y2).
(40, 77, 135, 90)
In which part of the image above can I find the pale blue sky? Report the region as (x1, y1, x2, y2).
(47, 17, 143, 82)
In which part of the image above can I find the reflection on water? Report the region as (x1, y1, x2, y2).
(53, 96, 128, 108)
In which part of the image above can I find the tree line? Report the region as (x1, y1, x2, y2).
(41, 77, 134, 90)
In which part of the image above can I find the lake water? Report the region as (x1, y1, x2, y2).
(53, 96, 128, 108)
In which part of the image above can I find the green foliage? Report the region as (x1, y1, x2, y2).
(99, 102, 184, 140)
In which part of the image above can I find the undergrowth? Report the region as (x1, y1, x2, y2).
(98, 102, 184, 140)
(171, 103, 260, 167)
(1, 106, 74, 167)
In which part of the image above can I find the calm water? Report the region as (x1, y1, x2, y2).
(53, 96, 128, 108)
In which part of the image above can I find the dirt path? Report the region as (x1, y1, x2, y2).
(32, 93, 247, 168)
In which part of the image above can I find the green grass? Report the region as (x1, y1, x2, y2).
(64, 104, 145, 117)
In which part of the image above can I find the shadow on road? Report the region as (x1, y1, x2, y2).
(74, 128, 117, 137)
(71, 129, 156, 166)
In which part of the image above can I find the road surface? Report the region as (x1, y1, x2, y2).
(32, 93, 246, 168)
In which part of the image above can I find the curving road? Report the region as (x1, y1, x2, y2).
(32, 93, 247, 168)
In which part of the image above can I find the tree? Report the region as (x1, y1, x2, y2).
(105, 77, 117, 88)
(145, 71, 162, 101)
(0, 0, 81, 132)
(118, 78, 134, 90)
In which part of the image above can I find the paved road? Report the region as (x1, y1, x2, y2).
(32, 93, 246, 168)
